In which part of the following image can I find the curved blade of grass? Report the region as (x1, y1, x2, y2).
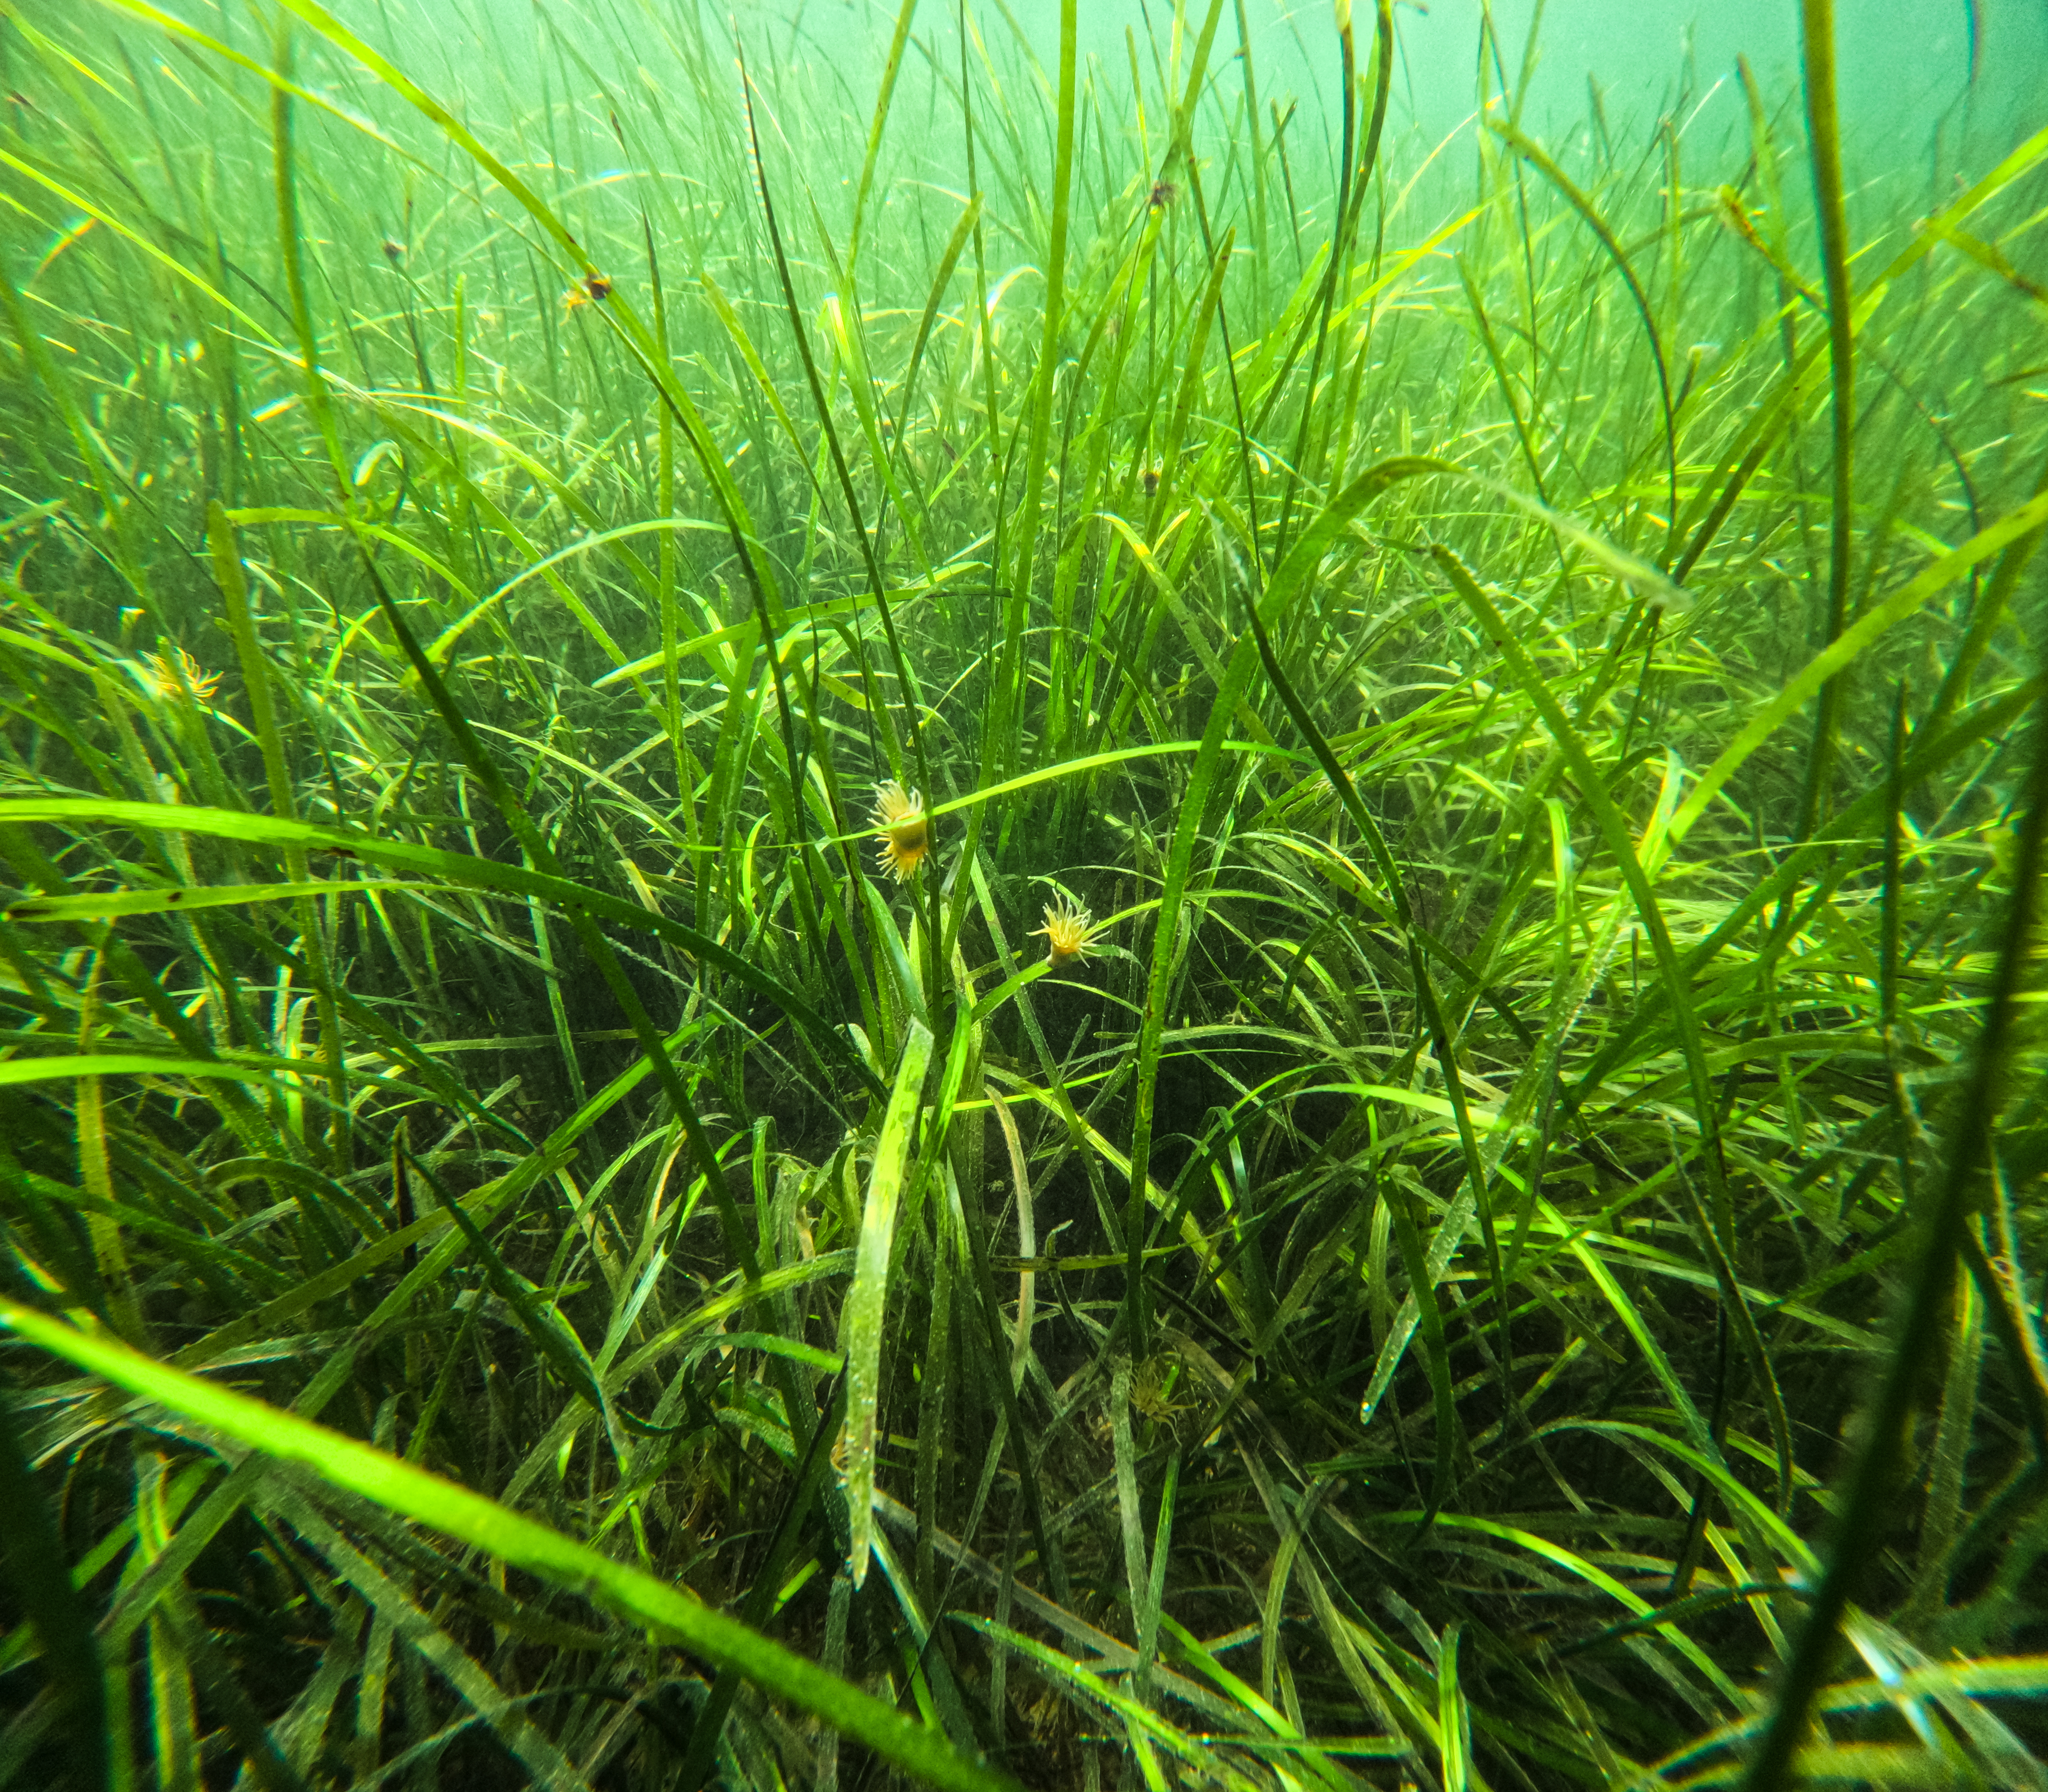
(886, 193, 982, 494)
(0, 797, 879, 1099)
(1382, 1164, 1463, 1513)
(1791, 0, 1858, 839)
(1742, 679, 2048, 1787)
(1563, 677, 2043, 1115)
(0, 1298, 1019, 1792)
(1435, 543, 1795, 1508)
(217, 0, 796, 696)
(999, 0, 1078, 775)
(1668, 483, 2048, 846)
(737, 39, 928, 801)
(0, 1379, 107, 1792)
(843, 0, 921, 276)
(1483, 110, 1678, 550)
(675, 1364, 853, 1791)
(4, 881, 409, 922)
(0, 1053, 288, 1089)
(262, 1486, 590, 1792)
(168, 1009, 705, 1375)
(1123, 456, 1462, 1349)
(844, 1018, 935, 1589)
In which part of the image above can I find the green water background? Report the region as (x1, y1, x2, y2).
(423, 0, 2047, 259)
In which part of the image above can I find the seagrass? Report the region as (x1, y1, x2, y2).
(0, 1, 2044, 1788)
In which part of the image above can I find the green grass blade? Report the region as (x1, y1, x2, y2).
(842, 1017, 935, 1589)
(0, 1298, 1019, 1792)
(1742, 682, 2048, 1787)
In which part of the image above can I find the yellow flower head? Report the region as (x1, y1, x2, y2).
(565, 272, 612, 313)
(1032, 897, 1101, 968)
(147, 646, 222, 705)
(870, 781, 930, 883)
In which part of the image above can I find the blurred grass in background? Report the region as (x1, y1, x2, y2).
(1, 0, 2046, 1787)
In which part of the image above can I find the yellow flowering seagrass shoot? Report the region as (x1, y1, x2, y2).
(869, 781, 930, 882)
(1032, 897, 1104, 968)
(146, 646, 222, 704)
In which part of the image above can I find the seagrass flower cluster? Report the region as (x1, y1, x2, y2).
(869, 781, 931, 883)
(1032, 897, 1103, 968)
(146, 646, 221, 704)
(868, 785, 1110, 969)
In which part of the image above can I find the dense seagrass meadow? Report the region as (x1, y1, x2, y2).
(3, 0, 2048, 1785)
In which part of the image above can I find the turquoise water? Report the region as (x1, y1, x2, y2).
(431, 0, 2047, 256)
(771, 0, 2045, 170)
